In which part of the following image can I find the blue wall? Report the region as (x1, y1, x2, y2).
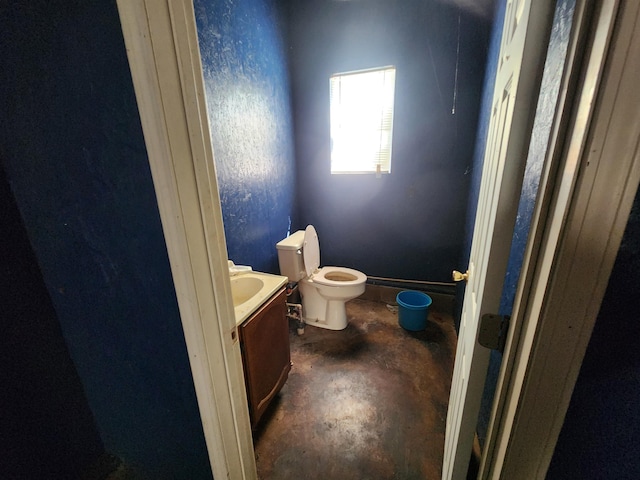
(0, 1, 211, 478)
(498, 0, 575, 317)
(1, 161, 104, 478)
(194, 0, 296, 275)
(287, 0, 492, 282)
(193, 0, 493, 282)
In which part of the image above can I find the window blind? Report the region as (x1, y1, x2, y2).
(330, 66, 396, 174)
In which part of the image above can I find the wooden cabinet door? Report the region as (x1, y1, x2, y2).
(239, 288, 290, 428)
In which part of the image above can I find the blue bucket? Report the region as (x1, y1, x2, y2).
(396, 290, 432, 331)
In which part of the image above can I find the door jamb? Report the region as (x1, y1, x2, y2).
(117, 1, 256, 479)
(482, 0, 640, 477)
(480, 0, 610, 475)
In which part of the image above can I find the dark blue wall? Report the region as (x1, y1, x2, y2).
(547, 157, 640, 477)
(1, 161, 104, 479)
(287, 0, 492, 281)
(0, 1, 211, 478)
(194, 0, 296, 275)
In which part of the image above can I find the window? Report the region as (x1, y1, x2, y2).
(330, 66, 396, 175)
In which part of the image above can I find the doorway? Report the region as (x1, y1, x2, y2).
(117, 0, 639, 478)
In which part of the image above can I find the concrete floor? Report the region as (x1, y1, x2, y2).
(253, 297, 457, 479)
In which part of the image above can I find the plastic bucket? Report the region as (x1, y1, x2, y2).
(396, 290, 432, 331)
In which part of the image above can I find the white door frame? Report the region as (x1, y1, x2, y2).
(116, 1, 640, 479)
(483, 0, 640, 477)
(444, 0, 557, 477)
(117, 1, 256, 479)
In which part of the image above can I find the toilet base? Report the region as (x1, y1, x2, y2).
(299, 278, 365, 331)
(303, 299, 348, 330)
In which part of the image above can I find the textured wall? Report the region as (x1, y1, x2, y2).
(1, 161, 104, 479)
(0, 1, 211, 478)
(288, 0, 492, 281)
(498, 0, 576, 316)
(194, 0, 296, 275)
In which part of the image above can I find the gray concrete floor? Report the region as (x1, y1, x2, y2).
(253, 297, 457, 479)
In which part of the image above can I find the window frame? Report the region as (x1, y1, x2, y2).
(329, 66, 397, 175)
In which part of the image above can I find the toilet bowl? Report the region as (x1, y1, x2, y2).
(276, 225, 367, 330)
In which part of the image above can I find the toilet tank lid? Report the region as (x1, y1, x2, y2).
(276, 230, 305, 250)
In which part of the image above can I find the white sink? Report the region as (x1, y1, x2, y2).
(231, 276, 265, 306)
(230, 271, 288, 326)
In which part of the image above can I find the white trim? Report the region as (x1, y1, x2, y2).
(479, 0, 605, 475)
(444, 1, 558, 477)
(484, 0, 640, 477)
(116, 1, 256, 479)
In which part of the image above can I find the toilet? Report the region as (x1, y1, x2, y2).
(276, 225, 367, 330)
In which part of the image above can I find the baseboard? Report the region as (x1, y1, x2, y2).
(361, 283, 455, 316)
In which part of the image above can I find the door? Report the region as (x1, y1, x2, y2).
(442, 1, 555, 478)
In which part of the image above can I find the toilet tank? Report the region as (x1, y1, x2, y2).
(276, 230, 306, 282)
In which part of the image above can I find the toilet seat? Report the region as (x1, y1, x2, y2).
(303, 225, 366, 287)
(311, 266, 367, 287)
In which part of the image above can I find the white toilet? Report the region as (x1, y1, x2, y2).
(276, 225, 367, 330)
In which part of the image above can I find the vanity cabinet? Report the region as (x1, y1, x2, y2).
(238, 287, 290, 428)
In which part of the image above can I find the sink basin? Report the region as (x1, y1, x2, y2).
(230, 276, 265, 306)
(229, 271, 288, 326)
